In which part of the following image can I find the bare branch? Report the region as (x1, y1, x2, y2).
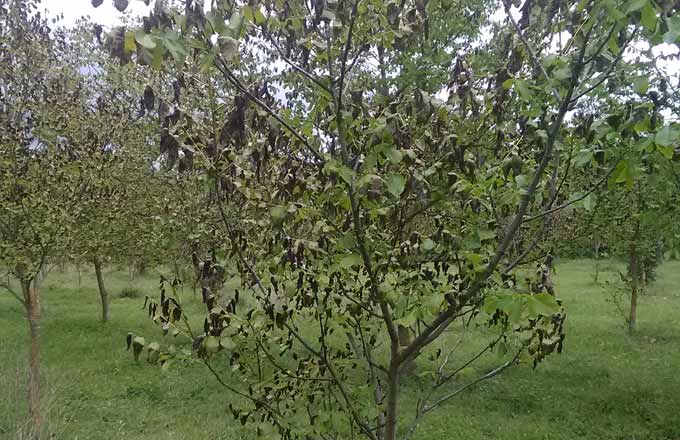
(522, 166, 616, 223)
(422, 347, 524, 413)
(262, 31, 334, 96)
(504, 2, 561, 102)
(0, 280, 26, 306)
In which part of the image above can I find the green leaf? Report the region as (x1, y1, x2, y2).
(553, 67, 571, 80)
(254, 9, 266, 25)
(242, 5, 254, 23)
(199, 50, 217, 72)
(270, 205, 287, 225)
(220, 336, 236, 350)
(655, 126, 676, 147)
(162, 34, 188, 62)
(657, 145, 674, 160)
(581, 194, 593, 212)
(339, 253, 362, 269)
(634, 117, 650, 133)
(625, 0, 647, 13)
(479, 229, 495, 241)
(421, 238, 435, 251)
(574, 149, 594, 168)
(514, 79, 532, 101)
(385, 146, 403, 164)
(633, 77, 649, 95)
(496, 340, 508, 359)
(124, 31, 136, 53)
(203, 335, 220, 353)
(502, 295, 524, 323)
(385, 174, 405, 197)
(528, 293, 561, 316)
(463, 227, 481, 250)
(608, 160, 628, 190)
(662, 16, 680, 43)
(607, 35, 620, 54)
(323, 160, 355, 185)
(135, 30, 156, 49)
(640, 2, 657, 32)
(227, 10, 244, 36)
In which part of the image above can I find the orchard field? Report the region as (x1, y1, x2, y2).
(4, 0, 680, 438)
(2, 259, 679, 440)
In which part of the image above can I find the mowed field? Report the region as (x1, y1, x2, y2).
(1, 260, 679, 439)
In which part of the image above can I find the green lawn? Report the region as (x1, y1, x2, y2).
(1, 260, 679, 439)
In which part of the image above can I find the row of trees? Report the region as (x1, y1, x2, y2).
(0, 1, 203, 432)
(1, 0, 679, 438)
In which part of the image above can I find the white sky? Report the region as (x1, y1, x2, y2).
(41, 0, 152, 28)
(41, 0, 678, 85)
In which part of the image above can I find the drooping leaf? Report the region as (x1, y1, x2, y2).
(114, 0, 129, 12)
(218, 36, 239, 60)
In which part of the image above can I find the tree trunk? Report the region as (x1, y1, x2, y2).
(629, 281, 638, 333)
(76, 262, 82, 289)
(21, 278, 43, 436)
(93, 256, 109, 322)
(384, 363, 400, 440)
(628, 243, 639, 333)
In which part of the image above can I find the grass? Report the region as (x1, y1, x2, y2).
(1, 260, 679, 439)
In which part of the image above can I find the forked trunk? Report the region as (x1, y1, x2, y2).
(93, 256, 109, 322)
(21, 278, 43, 436)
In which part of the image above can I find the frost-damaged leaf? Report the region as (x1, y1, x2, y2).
(218, 36, 239, 60)
(132, 336, 145, 361)
(114, 0, 129, 13)
(143, 86, 155, 111)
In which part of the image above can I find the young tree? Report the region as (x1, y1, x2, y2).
(95, 0, 675, 438)
(0, 0, 89, 430)
(549, 27, 680, 332)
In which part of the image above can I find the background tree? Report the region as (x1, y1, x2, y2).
(0, 0, 92, 430)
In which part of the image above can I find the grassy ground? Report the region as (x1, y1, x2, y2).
(1, 260, 679, 439)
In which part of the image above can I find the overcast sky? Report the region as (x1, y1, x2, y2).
(41, 0, 151, 28)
